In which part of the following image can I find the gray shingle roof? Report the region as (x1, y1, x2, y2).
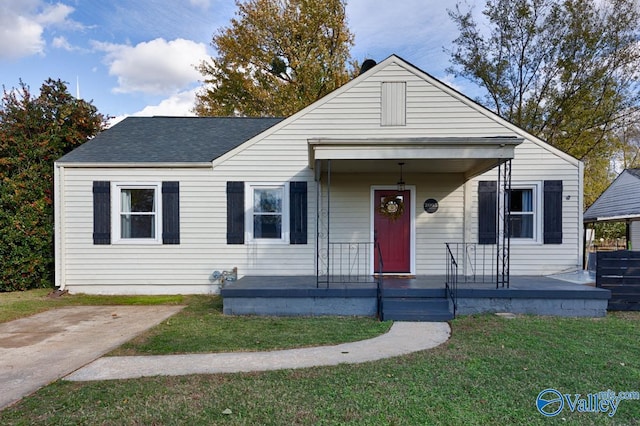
(57, 116, 284, 163)
(584, 168, 640, 222)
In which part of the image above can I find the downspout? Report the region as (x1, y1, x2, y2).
(578, 161, 585, 270)
(326, 159, 331, 282)
(582, 222, 588, 270)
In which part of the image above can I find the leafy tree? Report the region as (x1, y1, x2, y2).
(194, 0, 356, 117)
(447, 0, 640, 206)
(613, 117, 640, 169)
(0, 79, 106, 291)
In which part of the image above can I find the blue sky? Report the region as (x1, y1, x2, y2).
(0, 0, 482, 123)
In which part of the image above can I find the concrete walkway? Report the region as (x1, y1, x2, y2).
(66, 321, 451, 381)
(0, 305, 184, 410)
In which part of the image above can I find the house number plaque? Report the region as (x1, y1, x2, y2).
(423, 198, 438, 214)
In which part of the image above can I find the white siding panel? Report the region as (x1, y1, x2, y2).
(60, 167, 317, 294)
(631, 221, 640, 251)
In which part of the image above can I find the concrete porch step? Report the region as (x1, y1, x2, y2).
(382, 297, 453, 322)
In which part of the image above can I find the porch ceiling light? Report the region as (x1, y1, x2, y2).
(397, 162, 405, 192)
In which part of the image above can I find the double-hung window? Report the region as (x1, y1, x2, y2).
(508, 186, 537, 241)
(114, 184, 161, 243)
(246, 184, 289, 242)
(509, 189, 533, 238)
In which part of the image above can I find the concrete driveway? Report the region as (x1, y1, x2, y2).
(0, 305, 184, 410)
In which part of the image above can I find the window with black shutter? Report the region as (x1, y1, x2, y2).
(93, 181, 180, 245)
(228, 181, 308, 245)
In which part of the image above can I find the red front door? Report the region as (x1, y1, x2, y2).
(374, 189, 411, 274)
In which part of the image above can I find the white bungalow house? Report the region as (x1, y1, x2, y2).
(55, 55, 603, 319)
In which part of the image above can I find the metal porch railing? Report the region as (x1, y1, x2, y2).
(446, 242, 497, 283)
(375, 240, 384, 321)
(316, 242, 378, 287)
(445, 243, 458, 318)
(445, 242, 509, 288)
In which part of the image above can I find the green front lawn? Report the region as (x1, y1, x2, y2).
(112, 295, 392, 355)
(1, 309, 639, 425)
(0, 289, 185, 323)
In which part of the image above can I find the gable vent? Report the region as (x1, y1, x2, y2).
(381, 81, 407, 126)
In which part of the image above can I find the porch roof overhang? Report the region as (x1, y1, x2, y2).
(308, 137, 523, 180)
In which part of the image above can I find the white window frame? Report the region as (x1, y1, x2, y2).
(112, 182, 162, 244)
(245, 182, 290, 244)
(508, 182, 541, 244)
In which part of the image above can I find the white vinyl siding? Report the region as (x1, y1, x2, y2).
(631, 221, 640, 251)
(58, 167, 315, 294)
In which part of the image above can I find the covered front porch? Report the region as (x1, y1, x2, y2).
(309, 136, 521, 283)
(221, 136, 609, 321)
(221, 274, 610, 320)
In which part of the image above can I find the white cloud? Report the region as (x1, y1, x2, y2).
(52, 36, 72, 51)
(0, 1, 79, 59)
(107, 89, 198, 127)
(93, 38, 209, 95)
(37, 2, 74, 26)
(133, 89, 199, 116)
(189, 0, 211, 9)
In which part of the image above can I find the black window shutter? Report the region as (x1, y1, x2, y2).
(162, 181, 180, 244)
(227, 181, 244, 244)
(544, 180, 563, 244)
(93, 181, 111, 245)
(478, 181, 497, 245)
(289, 181, 307, 244)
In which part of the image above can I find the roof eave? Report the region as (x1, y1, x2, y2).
(584, 214, 640, 223)
(55, 161, 213, 168)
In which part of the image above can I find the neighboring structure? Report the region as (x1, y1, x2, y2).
(54, 55, 584, 296)
(584, 168, 640, 311)
(584, 168, 640, 251)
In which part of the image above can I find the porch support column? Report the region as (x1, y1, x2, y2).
(326, 159, 331, 283)
(315, 159, 321, 287)
(497, 160, 511, 288)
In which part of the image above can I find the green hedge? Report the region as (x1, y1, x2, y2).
(0, 79, 105, 292)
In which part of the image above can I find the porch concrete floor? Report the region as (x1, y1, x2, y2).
(226, 274, 599, 292)
(221, 273, 610, 318)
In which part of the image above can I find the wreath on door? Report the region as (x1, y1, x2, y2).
(378, 195, 405, 221)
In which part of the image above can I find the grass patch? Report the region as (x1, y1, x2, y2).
(0, 289, 185, 323)
(112, 295, 392, 355)
(1, 291, 390, 355)
(2, 313, 640, 424)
